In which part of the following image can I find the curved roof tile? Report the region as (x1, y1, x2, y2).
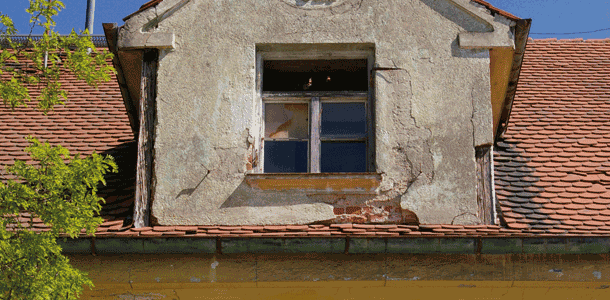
(495, 38, 610, 234)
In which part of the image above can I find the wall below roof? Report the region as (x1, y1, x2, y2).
(490, 48, 514, 136)
(72, 253, 610, 299)
(119, 0, 515, 225)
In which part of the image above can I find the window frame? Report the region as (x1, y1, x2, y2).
(255, 48, 375, 174)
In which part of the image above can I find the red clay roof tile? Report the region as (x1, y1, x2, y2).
(495, 38, 610, 235)
(6, 40, 610, 238)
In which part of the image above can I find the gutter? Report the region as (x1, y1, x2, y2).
(60, 235, 610, 255)
(494, 18, 532, 142)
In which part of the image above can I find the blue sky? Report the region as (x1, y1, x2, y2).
(1, 0, 609, 39)
(492, 0, 609, 39)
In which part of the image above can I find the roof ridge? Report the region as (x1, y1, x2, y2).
(528, 37, 610, 42)
(125, 0, 522, 21)
(470, 0, 521, 20)
(123, 0, 164, 21)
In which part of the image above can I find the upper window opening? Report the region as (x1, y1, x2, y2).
(257, 48, 374, 174)
(263, 59, 368, 92)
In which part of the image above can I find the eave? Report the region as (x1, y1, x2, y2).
(103, 23, 143, 136)
(61, 235, 610, 255)
(493, 19, 532, 143)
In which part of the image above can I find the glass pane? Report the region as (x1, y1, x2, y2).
(321, 142, 366, 173)
(264, 141, 308, 173)
(265, 103, 309, 139)
(321, 103, 366, 138)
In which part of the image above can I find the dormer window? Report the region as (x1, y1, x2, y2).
(257, 49, 374, 173)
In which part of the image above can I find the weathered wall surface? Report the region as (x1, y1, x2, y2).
(72, 253, 610, 299)
(119, 0, 514, 225)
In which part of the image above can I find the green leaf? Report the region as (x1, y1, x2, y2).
(1, 2, 120, 298)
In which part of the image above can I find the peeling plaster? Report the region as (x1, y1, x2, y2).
(118, 0, 511, 225)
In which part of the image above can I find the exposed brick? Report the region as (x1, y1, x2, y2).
(345, 206, 361, 214)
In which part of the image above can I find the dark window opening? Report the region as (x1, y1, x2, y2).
(321, 102, 366, 138)
(263, 59, 368, 92)
(321, 142, 366, 172)
(264, 141, 308, 173)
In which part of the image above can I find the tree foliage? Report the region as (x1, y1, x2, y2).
(0, 1, 118, 299)
(1, 0, 114, 112)
(0, 139, 117, 299)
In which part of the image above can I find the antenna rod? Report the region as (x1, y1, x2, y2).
(85, 0, 95, 34)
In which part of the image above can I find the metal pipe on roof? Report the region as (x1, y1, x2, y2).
(85, 0, 96, 34)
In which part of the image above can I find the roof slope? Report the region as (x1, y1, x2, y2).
(495, 38, 610, 234)
(0, 49, 136, 220)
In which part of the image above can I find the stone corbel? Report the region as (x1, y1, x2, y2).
(448, 0, 515, 49)
(117, 31, 175, 50)
(459, 31, 514, 49)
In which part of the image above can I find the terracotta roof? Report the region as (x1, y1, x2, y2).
(124, 0, 520, 21)
(5, 39, 610, 240)
(18, 220, 610, 238)
(0, 49, 136, 220)
(470, 0, 520, 21)
(495, 38, 610, 234)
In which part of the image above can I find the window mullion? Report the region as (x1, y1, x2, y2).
(310, 96, 321, 173)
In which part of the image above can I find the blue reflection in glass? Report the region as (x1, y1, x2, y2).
(321, 142, 366, 172)
(321, 103, 366, 137)
(264, 141, 308, 173)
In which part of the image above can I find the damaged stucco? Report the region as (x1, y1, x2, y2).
(118, 0, 515, 225)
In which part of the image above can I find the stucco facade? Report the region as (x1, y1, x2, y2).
(117, 0, 516, 225)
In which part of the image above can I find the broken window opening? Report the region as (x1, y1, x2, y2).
(260, 56, 373, 174)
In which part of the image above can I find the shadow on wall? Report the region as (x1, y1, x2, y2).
(216, 180, 417, 224)
(219, 180, 378, 208)
(420, 0, 493, 33)
(450, 38, 490, 58)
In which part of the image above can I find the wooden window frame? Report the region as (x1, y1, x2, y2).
(255, 49, 375, 174)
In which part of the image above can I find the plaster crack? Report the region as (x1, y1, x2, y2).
(330, 0, 364, 15)
(128, 268, 133, 290)
(284, 29, 321, 36)
(406, 86, 434, 183)
(500, 280, 515, 297)
(174, 289, 181, 300)
(470, 85, 476, 147)
(390, 59, 399, 69)
(425, 138, 434, 182)
(451, 212, 477, 225)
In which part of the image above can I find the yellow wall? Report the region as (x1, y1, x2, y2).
(70, 253, 610, 299)
(80, 281, 610, 300)
(490, 48, 515, 137)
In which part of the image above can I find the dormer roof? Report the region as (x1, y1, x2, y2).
(125, 0, 521, 22)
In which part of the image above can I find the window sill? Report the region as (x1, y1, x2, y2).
(245, 173, 381, 194)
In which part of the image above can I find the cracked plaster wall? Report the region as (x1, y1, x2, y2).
(120, 0, 511, 225)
